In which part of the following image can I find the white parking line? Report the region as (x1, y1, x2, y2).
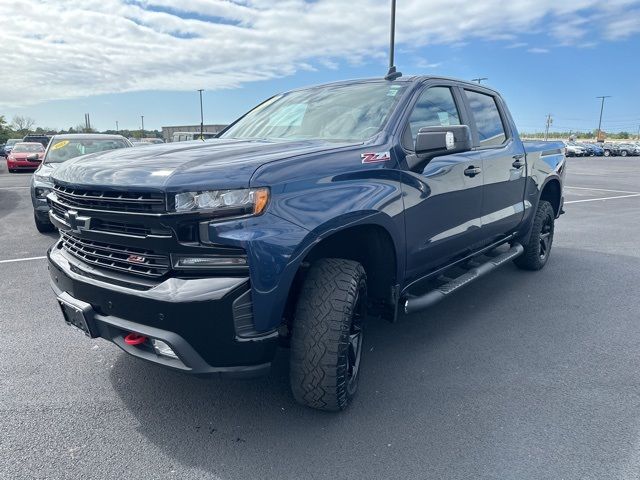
(0, 186, 30, 190)
(565, 193, 640, 204)
(0, 256, 46, 264)
(566, 186, 640, 194)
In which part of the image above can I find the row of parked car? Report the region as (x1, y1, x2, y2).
(0, 134, 164, 168)
(565, 141, 640, 157)
(0, 133, 134, 231)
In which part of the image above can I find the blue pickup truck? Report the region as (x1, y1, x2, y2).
(47, 76, 565, 411)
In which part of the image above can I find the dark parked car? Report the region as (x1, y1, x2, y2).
(2, 138, 22, 157)
(602, 143, 621, 157)
(618, 144, 639, 156)
(31, 134, 133, 232)
(23, 134, 52, 148)
(47, 76, 565, 411)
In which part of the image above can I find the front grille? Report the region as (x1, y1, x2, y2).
(60, 231, 170, 278)
(53, 184, 165, 213)
(50, 198, 171, 237)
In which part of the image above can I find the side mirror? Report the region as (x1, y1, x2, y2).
(415, 125, 472, 155)
(26, 153, 41, 161)
(406, 125, 472, 171)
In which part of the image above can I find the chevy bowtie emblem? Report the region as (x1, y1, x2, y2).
(127, 255, 146, 264)
(64, 209, 91, 234)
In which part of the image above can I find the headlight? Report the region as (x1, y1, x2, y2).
(173, 187, 269, 216)
(33, 173, 51, 183)
(35, 187, 51, 199)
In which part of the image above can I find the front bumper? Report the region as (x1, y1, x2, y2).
(48, 244, 279, 377)
(7, 159, 40, 170)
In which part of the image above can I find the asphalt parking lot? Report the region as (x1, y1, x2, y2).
(1, 156, 639, 480)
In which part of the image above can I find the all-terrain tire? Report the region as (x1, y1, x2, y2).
(514, 200, 555, 271)
(290, 258, 367, 411)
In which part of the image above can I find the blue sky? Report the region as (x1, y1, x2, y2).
(1, 0, 639, 135)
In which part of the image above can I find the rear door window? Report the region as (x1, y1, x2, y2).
(464, 90, 507, 147)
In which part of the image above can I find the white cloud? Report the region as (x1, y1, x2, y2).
(0, 0, 638, 107)
(528, 47, 550, 53)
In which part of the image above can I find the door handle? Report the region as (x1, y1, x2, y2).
(464, 166, 481, 177)
(512, 154, 525, 168)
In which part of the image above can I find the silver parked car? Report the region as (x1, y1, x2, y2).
(30, 134, 133, 233)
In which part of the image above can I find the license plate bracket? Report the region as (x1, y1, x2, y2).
(58, 295, 97, 338)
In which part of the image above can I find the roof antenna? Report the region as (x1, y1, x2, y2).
(385, 0, 402, 80)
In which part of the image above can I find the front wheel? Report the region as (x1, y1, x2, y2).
(604, 150, 610, 157)
(290, 258, 367, 411)
(514, 200, 555, 271)
(621, 150, 628, 157)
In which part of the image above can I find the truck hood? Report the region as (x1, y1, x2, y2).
(51, 138, 355, 192)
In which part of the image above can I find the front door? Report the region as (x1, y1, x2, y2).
(400, 85, 484, 282)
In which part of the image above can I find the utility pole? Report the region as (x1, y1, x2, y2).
(471, 77, 488, 84)
(197, 89, 204, 140)
(596, 96, 611, 142)
(115, 121, 119, 133)
(544, 114, 553, 141)
(141, 115, 144, 139)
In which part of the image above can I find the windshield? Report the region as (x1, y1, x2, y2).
(12, 143, 44, 153)
(6, 139, 20, 147)
(45, 138, 129, 163)
(221, 82, 406, 142)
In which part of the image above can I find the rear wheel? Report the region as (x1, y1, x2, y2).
(621, 150, 628, 157)
(290, 258, 367, 411)
(514, 200, 555, 271)
(34, 211, 55, 233)
(604, 150, 610, 157)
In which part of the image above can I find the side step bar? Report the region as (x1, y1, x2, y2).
(403, 243, 524, 315)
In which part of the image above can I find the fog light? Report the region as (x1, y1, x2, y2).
(151, 339, 178, 359)
(174, 256, 247, 268)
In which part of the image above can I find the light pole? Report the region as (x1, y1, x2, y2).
(115, 120, 119, 133)
(472, 77, 488, 84)
(141, 115, 144, 139)
(197, 89, 204, 140)
(596, 96, 611, 141)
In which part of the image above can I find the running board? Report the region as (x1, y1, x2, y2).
(403, 243, 524, 315)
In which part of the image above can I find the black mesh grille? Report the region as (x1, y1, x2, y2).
(53, 184, 165, 213)
(60, 231, 170, 278)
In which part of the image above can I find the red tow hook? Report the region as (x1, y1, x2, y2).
(124, 332, 147, 346)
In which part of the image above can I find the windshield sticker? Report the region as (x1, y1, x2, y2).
(437, 112, 451, 126)
(361, 152, 391, 164)
(52, 140, 69, 150)
(387, 86, 401, 97)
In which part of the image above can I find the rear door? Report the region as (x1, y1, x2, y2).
(400, 84, 485, 280)
(461, 88, 527, 242)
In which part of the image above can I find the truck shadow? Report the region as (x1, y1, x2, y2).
(108, 247, 628, 477)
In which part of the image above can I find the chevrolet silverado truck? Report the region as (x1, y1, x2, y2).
(47, 76, 565, 411)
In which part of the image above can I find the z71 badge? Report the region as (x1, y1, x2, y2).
(361, 151, 391, 164)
